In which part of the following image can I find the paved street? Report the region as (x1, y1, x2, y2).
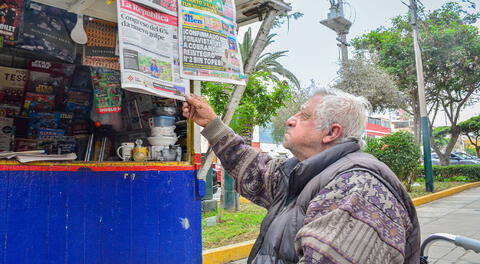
(228, 187, 480, 264)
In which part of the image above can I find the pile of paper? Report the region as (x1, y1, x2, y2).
(0, 150, 77, 163)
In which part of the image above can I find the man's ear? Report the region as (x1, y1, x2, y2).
(322, 124, 343, 144)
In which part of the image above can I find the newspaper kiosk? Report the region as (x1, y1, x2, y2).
(0, 0, 288, 263)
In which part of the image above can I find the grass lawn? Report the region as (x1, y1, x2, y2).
(202, 203, 266, 250)
(202, 181, 468, 249)
(408, 181, 467, 198)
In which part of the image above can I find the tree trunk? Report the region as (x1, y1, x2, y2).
(438, 153, 449, 166)
(409, 88, 421, 145)
(413, 110, 421, 145)
(438, 127, 461, 165)
(476, 146, 480, 158)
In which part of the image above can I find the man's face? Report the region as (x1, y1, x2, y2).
(283, 95, 329, 160)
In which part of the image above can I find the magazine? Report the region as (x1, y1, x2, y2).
(0, 0, 24, 42)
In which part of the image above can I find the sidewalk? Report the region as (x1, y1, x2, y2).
(227, 187, 480, 264)
(417, 186, 480, 263)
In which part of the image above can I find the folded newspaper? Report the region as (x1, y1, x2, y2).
(0, 150, 77, 163)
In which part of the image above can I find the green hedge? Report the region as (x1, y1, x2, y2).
(417, 165, 480, 182)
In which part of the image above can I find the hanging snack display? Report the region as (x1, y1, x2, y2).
(83, 17, 120, 70)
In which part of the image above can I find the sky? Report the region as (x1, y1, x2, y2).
(238, 0, 480, 126)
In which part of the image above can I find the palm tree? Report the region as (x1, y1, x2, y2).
(239, 28, 300, 88)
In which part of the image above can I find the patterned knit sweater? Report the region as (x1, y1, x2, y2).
(202, 118, 414, 263)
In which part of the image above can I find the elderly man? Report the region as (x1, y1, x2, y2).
(183, 88, 420, 264)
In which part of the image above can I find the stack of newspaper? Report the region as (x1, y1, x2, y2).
(0, 150, 77, 163)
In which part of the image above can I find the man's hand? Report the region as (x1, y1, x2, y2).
(182, 94, 218, 127)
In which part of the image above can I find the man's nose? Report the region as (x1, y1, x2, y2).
(286, 116, 296, 127)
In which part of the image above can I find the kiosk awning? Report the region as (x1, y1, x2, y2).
(33, 0, 291, 26)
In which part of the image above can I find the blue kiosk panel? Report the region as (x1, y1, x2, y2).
(0, 165, 202, 264)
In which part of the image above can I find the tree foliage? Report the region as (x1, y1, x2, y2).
(365, 131, 421, 191)
(432, 126, 451, 151)
(333, 57, 406, 113)
(459, 115, 480, 157)
(352, 2, 480, 165)
(202, 72, 291, 140)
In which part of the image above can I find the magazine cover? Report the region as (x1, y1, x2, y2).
(26, 60, 75, 111)
(27, 112, 61, 138)
(0, 0, 24, 42)
(90, 67, 122, 114)
(22, 92, 55, 115)
(16, 1, 77, 62)
(0, 65, 27, 105)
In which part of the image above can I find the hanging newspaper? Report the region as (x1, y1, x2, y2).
(179, 0, 245, 85)
(117, 0, 188, 100)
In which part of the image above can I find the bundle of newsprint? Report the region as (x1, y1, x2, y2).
(116, 0, 246, 100)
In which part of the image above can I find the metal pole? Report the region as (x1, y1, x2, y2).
(409, 0, 434, 192)
(337, 0, 348, 62)
(338, 33, 348, 62)
(196, 9, 281, 182)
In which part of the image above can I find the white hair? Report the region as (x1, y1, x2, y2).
(313, 88, 371, 145)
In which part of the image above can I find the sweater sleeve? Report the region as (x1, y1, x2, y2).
(201, 117, 285, 209)
(295, 170, 413, 264)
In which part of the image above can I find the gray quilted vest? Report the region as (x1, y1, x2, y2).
(247, 141, 420, 264)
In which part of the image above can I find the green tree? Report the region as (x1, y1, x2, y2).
(432, 126, 451, 152)
(352, 2, 480, 165)
(239, 28, 300, 89)
(365, 132, 422, 191)
(202, 72, 291, 143)
(459, 115, 480, 157)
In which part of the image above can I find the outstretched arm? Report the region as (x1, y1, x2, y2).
(182, 95, 285, 208)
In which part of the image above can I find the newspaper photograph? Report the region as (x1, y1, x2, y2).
(117, 0, 188, 100)
(179, 5, 245, 85)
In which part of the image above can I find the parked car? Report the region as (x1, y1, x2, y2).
(431, 152, 480, 165)
(452, 152, 480, 161)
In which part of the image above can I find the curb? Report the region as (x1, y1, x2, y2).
(412, 181, 480, 206)
(203, 240, 255, 264)
(239, 196, 249, 204)
(203, 182, 480, 264)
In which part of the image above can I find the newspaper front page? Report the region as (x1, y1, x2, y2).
(117, 0, 188, 100)
(179, 0, 245, 85)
